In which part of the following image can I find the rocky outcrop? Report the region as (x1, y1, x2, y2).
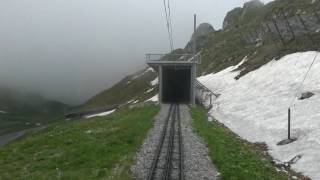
(185, 23, 215, 52)
(264, 13, 320, 37)
(242, 0, 264, 18)
(223, 7, 243, 29)
(299, 92, 315, 100)
(223, 0, 264, 29)
(190, 23, 215, 41)
(242, 11, 320, 45)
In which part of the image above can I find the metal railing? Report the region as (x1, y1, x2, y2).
(146, 53, 201, 64)
(195, 80, 220, 109)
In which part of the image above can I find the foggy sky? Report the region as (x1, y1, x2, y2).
(0, 0, 273, 105)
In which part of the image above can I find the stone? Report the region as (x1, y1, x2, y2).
(298, 91, 315, 100)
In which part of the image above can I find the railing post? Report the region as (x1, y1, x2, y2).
(288, 108, 291, 140)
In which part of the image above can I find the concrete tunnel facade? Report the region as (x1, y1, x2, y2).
(148, 62, 197, 104)
(146, 54, 199, 105)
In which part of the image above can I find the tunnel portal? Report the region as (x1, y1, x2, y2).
(162, 66, 191, 103)
(146, 53, 200, 105)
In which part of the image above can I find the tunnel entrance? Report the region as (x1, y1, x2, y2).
(162, 66, 191, 103)
(146, 53, 200, 105)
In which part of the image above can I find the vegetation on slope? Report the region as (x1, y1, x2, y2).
(0, 105, 159, 179)
(81, 0, 320, 109)
(0, 87, 68, 135)
(197, 0, 320, 77)
(191, 106, 288, 180)
(85, 68, 157, 109)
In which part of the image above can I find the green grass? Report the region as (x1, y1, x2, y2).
(0, 105, 160, 179)
(0, 112, 65, 136)
(191, 106, 288, 180)
(0, 88, 69, 135)
(85, 69, 157, 109)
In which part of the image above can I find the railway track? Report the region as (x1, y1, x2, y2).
(147, 104, 184, 180)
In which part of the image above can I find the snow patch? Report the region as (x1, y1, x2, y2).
(133, 99, 139, 104)
(145, 94, 158, 102)
(151, 77, 159, 86)
(126, 99, 135, 104)
(198, 51, 320, 179)
(0, 110, 6, 114)
(85, 109, 116, 119)
(131, 68, 154, 81)
(146, 88, 154, 93)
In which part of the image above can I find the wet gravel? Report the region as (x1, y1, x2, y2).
(132, 104, 220, 180)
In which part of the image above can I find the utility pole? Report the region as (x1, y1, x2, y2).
(191, 14, 197, 105)
(193, 14, 197, 55)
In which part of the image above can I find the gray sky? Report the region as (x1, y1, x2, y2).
(0, 0, 273, 105)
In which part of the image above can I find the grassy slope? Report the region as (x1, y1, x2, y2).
(84, 69, 157, 109)
(191, 106, 288, 180)
(0, 113, 65, 135)
(0, 87, 68, 135)
(82, 0, 320, 110)
(0, 105, 159, 179)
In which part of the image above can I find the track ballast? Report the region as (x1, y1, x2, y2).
(147, 104, 184, 180)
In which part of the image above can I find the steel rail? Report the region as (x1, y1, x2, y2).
(177, 105, 184, 180)
(163, 104, 176, 180)
(147, 104, 173, 180)
(147, 104, 184, 180)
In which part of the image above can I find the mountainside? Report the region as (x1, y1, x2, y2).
(84, 67, 157, 109)
(86, 0, 320, 108)
(223, 0, 264, 29)
(0, 86, 68, 135)
(80, 0, 320, 178)
(0, 0, 319, 179)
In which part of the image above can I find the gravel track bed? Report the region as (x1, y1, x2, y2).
(132, 104, 219, 180)
(131, 104, 171, 179)
(180, 105, 220, 180)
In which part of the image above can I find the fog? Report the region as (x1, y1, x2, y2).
(0, 0, 272, 105)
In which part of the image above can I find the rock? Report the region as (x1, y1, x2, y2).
(185, 23, 215, 52)
(298, 92, 314, 100)
(191, 23, 215, 41)
(223, 0, 264, 29)
(223, 7, 243, 29)
(242, 0, 264, 18)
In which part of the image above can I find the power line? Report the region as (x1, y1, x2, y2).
(167, 0, 174, 49)
(163, 0, 174, 51)
(290, 52, 319, 107)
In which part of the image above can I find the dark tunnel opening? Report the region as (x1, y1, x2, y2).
(162, 66, 191, 103)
